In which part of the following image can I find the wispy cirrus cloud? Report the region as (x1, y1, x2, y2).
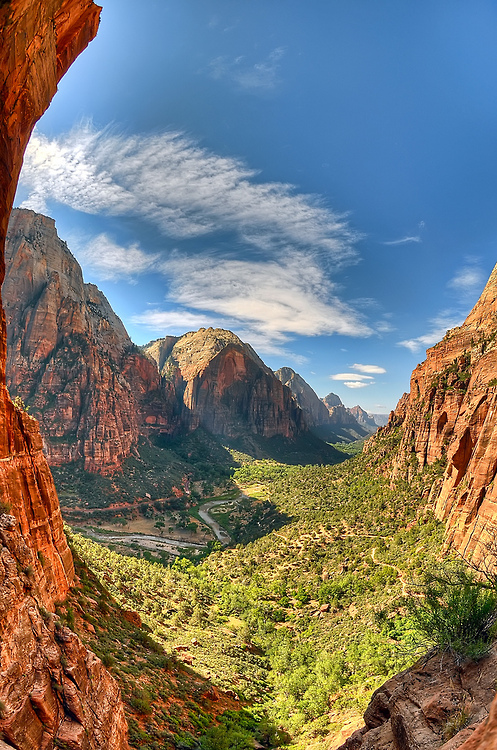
(447, 263, 485, 297)
(383, 235, 422, 246)
(398, 312, 463, 353)
(209, 47, 285, 91)
(19, 125, 357, 261)
(127, 252, 371, 355)
(132, 309, 218, 332)
(19, 125, 374, 352)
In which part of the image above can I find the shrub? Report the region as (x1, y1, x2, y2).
(407, 569, 497, 660)
(443, 706, 472, 740)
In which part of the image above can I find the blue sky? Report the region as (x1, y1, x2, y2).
(14, 0, 497, 412)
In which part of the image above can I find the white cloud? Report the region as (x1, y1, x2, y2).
(351, 363, 386, 374)
(447, 265, 485, 295)
(128, 252, 371, 352)
(398, 312, 463, 353)
(20, 126, 357, 262)
(344, 381, 371, 389)
(131, 309, 217, 331)
(383, 236, 421, 246)
(75, 234, 160, 280)
(160, 252, 372, 340)
(209, 47, 285, 91)
(330, 373, 374, 381)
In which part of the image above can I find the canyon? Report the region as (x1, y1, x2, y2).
(4, 210, 338, 475)
(275, 367, 372, 442)
(2, 1, 497, 749)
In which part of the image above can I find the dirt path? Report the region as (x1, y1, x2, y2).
(371, 546, 410, 596)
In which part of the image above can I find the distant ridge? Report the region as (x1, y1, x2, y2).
(275, 368, 370, 442)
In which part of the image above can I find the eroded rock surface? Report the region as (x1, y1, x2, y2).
(0, 1, 129, 747)
(4, 209, 178, 473)
(275, 366, 332, 427)
(0, 514, 128, 749)
(338, 649, 497, 750)
(373, 264, 497, 566)
(145, 328, 306, 439)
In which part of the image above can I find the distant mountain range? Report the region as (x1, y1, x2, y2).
(275, 366, 386, 441)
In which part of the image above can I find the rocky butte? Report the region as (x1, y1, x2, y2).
(144, 328, 306, 439)
(275, 367, 370, 441)
(0, 1, 128, 747)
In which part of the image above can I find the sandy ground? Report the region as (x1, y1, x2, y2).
(77, 511, 213, 545)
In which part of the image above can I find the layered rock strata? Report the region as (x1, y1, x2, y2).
(0, 514, 127, 749)
(0, 1, 129, 747)
(348, 405, 378, 432)
(376, 263, 497, 565)
(4, 209, 179, 473)
(339, 648, 497, 750)
(145, 328, 306, 439)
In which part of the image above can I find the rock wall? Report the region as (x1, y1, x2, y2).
(376, 263, 497, 566)
(0, 514, 128, 749)
(275, 366, 333, 427)
(4, 209, 178, 473)
(145, 328, 306, 439)
(338, 648, 497, 750)
(0, 2, 129, 747)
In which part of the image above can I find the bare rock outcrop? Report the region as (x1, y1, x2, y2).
(275, 367, 332, 428)
(145, 328, 306, 439)
(338, 649, 497, 750)
(4, 209, 178, 473)
(372, 263, 497, 566)
(0, 514, 128, 749)
(349, 405, 378, 432)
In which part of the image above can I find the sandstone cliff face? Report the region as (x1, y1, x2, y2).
(275, 367, 332, 427)
(339, 648, 497, 750)
(145, 329, 306, 439)
(0, 2, 129, 747)
(377, 264, 497, 565)
(4, 209, 179, 473)
(0, 514, 128, 750)
(349, 405, 377, 432)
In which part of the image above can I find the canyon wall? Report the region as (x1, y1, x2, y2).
(0, 2, 129, 747)
(145, 328, 307, 439)
(376, 263, 497, 565)
(4, 208, 179, 473)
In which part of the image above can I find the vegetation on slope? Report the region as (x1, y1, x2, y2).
(69, 428, 448, 748)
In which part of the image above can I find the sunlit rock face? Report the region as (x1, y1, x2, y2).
(376, 263, 497, 566)
(4, 209, 179, 474)
(348, 405, 377, 432)
(275, 366, 332, 427)
(0, 2, 128, 747)
(338, 648, 497, 750)
(145, 328, 307, 439)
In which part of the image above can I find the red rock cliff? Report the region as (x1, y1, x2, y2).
(376, 263, 497, 566)
(0, 2, 128, 747)
(145, 328, 307, 439)
(4, 208, 178, 473)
